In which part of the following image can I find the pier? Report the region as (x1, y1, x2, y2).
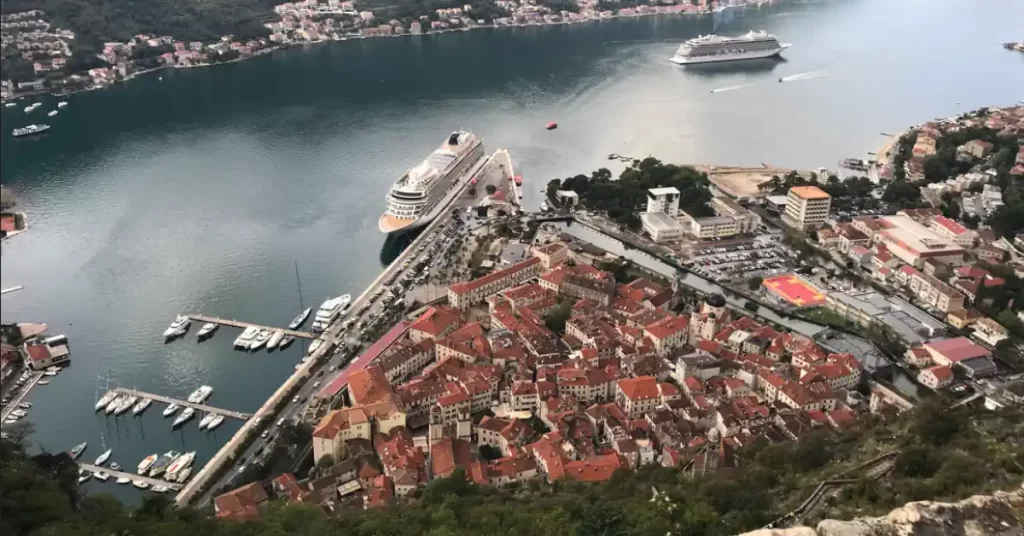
(183, 314, 315, 339)
(78, 462, 181, 489)
(109, 388, 251, 420)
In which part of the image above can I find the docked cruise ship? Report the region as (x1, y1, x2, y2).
(670, 31, 789, 65)
(379, 131, 486, 235)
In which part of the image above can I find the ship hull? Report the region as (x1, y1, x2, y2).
(671, 44, 789, 65)
(378, 213, 432, 235)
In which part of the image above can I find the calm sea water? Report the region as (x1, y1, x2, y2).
(1, 0, 1022, 502)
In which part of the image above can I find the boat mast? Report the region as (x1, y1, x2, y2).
(294, 261, 304, 311)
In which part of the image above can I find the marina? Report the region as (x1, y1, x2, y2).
(106, 387, 250, 420)
(183, 314, 315, 340)
(77, 463, 180, 490)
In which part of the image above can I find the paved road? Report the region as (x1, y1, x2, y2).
(1, 371, 44, 423)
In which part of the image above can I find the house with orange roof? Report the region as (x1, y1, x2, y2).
(917, 364, 954, 390)
(409, 305, 463, 342)
(615, 376, 660, 419)
(531, 242, 569, 268)
(469, 455, 540, 487)
(378, 338, 436, 384)
(563, 453, 627, 482)
(214, 482, 268, 521)
(435, 322, 491, 364)
(312, 407, 373, 463)
(783, 185, 832, 229)
(527, 432, 569, 480)
(348, 365, 397, 406)
(429, 437, 477, 479)
(643, 315, 689, 355)
(447, 257, 542, 310)
(363, 475, 394, 509)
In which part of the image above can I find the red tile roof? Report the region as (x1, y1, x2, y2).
(214, 482, 267, 521)
(644, 315, 689, 340)
(319, 321, 410, 399)
(410, 306, 462, 337)
(923, 364, 954, 383)
(925, 337, 990, 363)
(616, 376, 659, 401)
(563, 453, 626, 482)
(348, 365, 395, 406)
(450, 257, 540, 295)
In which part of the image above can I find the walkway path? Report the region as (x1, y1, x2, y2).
(184, 315, 315, 339)
(110, 388, 250, 420)
(78, 462, 180, 488)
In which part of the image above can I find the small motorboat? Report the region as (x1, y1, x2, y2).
(138, 453, 159, 474)
(69, 442, 88, 459)
(289, 307, 312, 329)
(37, 380, 49, 385)
(57, 101, 68, 108)
(152, 485, 169, 493)
(93, 471, 110, 481)
(172, 407, 195, 427)
(266, 330, 284, 350)
(307, 339, 323, 355)
(47, 110, 58, 117)
(176, 467, 193, 483)
(279, 335, 295, 349)
(11, 410, 26, 418)
(234, 325, 259, 349)
(18, 402, 32, 409)
(196, 323, 218, 339)
(44, 371, 58, 376)
(249, 329, 271, 351)
(78, 471, 91, 484)
(206, 414, 224, 431)
(162, 403, 180, 417)
(545, 122, 558, 130)
(133, 480, 150, 490)
(110, 462, 122, 471)
(116, 477, 131, 484)
(4, 103, 14, 107)
(163, 315, 191, 339)
(95, 448, 112, 466)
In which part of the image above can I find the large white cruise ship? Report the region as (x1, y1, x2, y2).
(379, 131, 485, 235)
(670, 31, 790, 65)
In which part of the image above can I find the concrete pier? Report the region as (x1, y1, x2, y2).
(184, 315, 315, 339)
(78, 462, 181, 488)
(109, 388, 251, 420)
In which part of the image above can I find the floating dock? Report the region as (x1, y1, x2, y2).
(78, 462, 180, 489)
(183, 314, 315, 339)
(109, 388, 251, 420)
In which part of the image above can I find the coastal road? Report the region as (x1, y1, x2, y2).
(1, 371, 44, 423)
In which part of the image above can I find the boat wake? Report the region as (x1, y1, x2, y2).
(779, 70, 829, 83)
(709, 83, 760, 94)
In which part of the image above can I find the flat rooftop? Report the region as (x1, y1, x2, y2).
(789, 186, 831, 200)
(641, 211, 684, 232)
(828, 290, 945, 345)
(648, 187, 681, 196)
(880, 215, 963, 255)
(763, 274, 826, 307)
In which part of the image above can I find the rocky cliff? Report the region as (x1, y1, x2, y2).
(741, 484, 1024, 536)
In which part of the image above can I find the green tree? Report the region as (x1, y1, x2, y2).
(543, 300, 573, 334)
(747, 276, 763, 291)
(485, 184, 497, 196)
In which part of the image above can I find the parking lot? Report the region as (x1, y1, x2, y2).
(685, 235, 800, 283)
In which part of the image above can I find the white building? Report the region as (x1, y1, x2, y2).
(783, 186, 832, 229)
(646, 187, 680, 217)
(641, 187, 685, 243)
(690, 216, 740, 239)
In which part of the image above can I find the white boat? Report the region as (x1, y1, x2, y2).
(115, 394, 139, 415)
(152, 485, 169, 493)
(37, 380, 49, 385)
(163, 315, 191, 338)
(110, 462, 121, 471)
(670, 30, 790, 65)
(176, 467, 192, 483)
(379, 131, 485, 235)
(149, 451, 180, 477)
(95, 448, 112, 466)
(162, 403, 180, 417)
(18, 402, 31, 409)
(47, 110, 58, 117)
(234, 325, 259, 349)
(12, 123, 49, 137)
(105, 394, 122, 414)
(279, 335, 295, 349)
(57, 101, 68, 108)
(198, 413, 216, 429)
(4, 103, 14, 107)
(197, 323, 218, 339)
(138, 453, 159, 474)
(11, 410, 26, 417)
(311, 295, 351, 332)
(133, 480, 150, 489)
(172, 407, 195, 427)
(44, 370, 58, 376)
(288, 307, 312, 329)
(165, 451, 195, 478)
(70, 442, 88, 459)
(93, 471, 110, 481)
(95, 391, 117, 411)
(132, 398, 152, 415)
(250, 329, 271, 350)
(116, 477, 131, 484)
(206, 414, 224, 430)
(78, 471, 91, 484)
(307, 339, 323, 355)
(187, 385, 213, 404)
(266, 330, 284, 350)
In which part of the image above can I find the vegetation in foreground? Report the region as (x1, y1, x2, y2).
(2, 402, 1022, 536)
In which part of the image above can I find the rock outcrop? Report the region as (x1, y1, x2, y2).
(741, 484, 1024, 536)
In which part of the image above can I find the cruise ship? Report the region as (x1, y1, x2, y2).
(378, 131, 486, 235)
(670, 31, 790, 65)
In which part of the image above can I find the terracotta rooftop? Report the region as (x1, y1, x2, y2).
(450, 257, 540, 295)
(616, 376, 659, 401)
(214, 482, 267, 521)
(409, 306, 462, 337)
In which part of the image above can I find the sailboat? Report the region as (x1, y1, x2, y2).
(95, 434, 112, 465)
(162, 403, 180, 417)
(289, 262, 309, 330)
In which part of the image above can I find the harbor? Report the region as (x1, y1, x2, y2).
(107, 387, 251, 420)
(181, 315, 315, 340)
(77, 462, 181, 490)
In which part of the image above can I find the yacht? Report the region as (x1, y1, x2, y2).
(206, 414, 225, 430)
(311, 295, 351, 332)
(18, 402, 31, 409)
(47, 110, 58, 117)
(69, 442, 88, 459)
(132, 398, 152, 415)
(234, 326, 259, 349)
(37, 380, 49, 385)
(149, 451, 181, 477)
(307, 339, 323, 355)
(93, 471, 110, 482)
(138, 453, 159, 474)
(106, 394, 123, 414)
(165, 451, 195, 479)
(279, 335, 295, 349)
(288, 307, 312, 329)
(196, 323, 218, 339)
(95, 391, 117, 411)
(133, 480, 150, 490)
(266, 330, 284, 350)
(78, 471, 91, 484)
(115, 394, 139, 415)
(172, 407, 195, 428)
(250, 329, 271, 350)
(57, 101, 68, 108)
(163, 315, 191, 339)
(187, 385, 213, 404)
(198, 413, 216, 430)
(379, 131, 486, 235)
(152, 485, 169, 493)
(95, 448, 112, 466)
(176, 467, 193, 483)
(116, 476, 131, 484)
(11, 410, 27, 418)
(671, 31, 790, 65)
(162, 403, 180, 417)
